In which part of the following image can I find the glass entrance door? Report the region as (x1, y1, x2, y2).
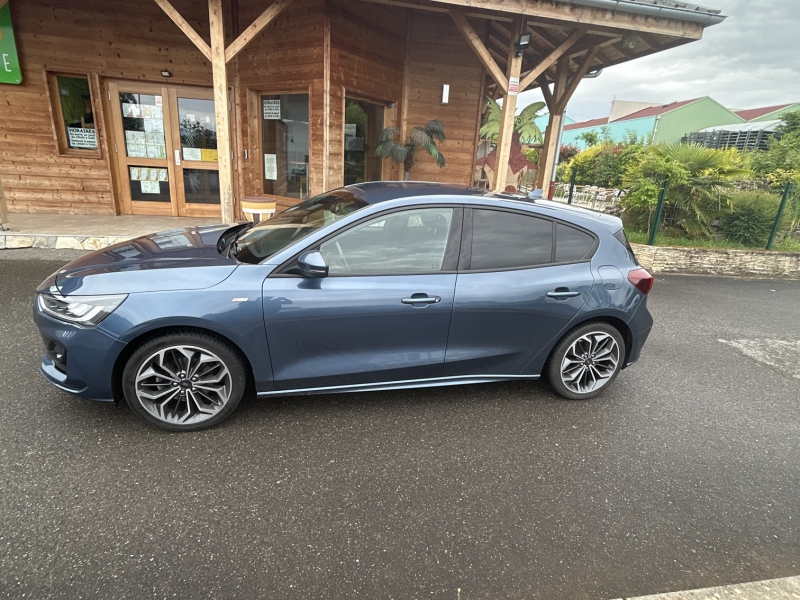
(107, 82, 223, 217)
(344, 98, 384, 185)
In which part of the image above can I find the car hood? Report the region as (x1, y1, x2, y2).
(45, 225, 240, 296)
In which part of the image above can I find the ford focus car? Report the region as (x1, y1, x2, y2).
(34, 182, 653, 431)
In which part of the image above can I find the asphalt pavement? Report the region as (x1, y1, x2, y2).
(1, 249, 799, 599)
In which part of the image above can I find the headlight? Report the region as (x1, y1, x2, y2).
(37, 293, 127, 327)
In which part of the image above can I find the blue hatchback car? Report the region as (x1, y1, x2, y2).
(34, 182, 653, 431)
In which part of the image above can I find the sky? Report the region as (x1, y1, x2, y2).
(517, 0, 800, 123)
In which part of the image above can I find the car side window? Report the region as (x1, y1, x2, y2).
(555, 223, 595, 262)
(320, 208, 454, 275)
(469, 209, 553, 270)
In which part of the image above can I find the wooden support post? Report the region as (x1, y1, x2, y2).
(492, 18, 525, 192)
(209, 0, 235, 224)
(554, 45, 601, 114)
(154, 0, 212, 61)
(537, 57, 568, 192)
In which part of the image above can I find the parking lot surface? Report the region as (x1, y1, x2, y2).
(1, 250, 798, 599)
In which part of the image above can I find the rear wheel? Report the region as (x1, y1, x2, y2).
(122, 332, 246, 431)
(546, 321, 625, 400)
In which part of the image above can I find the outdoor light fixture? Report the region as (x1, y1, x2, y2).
(160, 69, 172, 77)
(622, 34, 639, 49)
(441, 84, 450, 104)
(514, 33, 531, 57)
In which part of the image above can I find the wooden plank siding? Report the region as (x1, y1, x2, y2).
(0, 0, 214, 215)
(403, 12, 483, 184)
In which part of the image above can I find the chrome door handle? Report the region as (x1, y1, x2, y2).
(401, 295, 441, 305)
(546, 290, 581, 299)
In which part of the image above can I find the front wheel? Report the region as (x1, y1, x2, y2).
(122, 331, 247, 431)
(546, 321, 625, 400)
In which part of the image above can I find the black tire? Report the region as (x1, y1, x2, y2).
(122, 331, 247, 431)
(546, 321, 626, 400)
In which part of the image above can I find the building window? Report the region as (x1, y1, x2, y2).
(47, 73, 100, 156)
(344, 98, 384, 185)
(261, 93, 309, 199)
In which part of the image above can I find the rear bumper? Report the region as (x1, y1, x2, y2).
(625, 296, 653, 367)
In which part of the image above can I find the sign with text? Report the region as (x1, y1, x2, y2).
(263, 99, 280, 120)
(67, 127, 98, 149)
(508, 77, 520, 96)
(0, 3, 22, 84)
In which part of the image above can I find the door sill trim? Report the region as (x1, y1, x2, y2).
(257, 374, 540, 397)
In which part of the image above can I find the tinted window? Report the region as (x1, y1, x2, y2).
(470, 210, 553, 270)
(555, 223, 595, 262)
(321, 208, 454, 275)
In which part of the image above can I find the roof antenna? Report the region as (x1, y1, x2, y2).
(528, 188, 543, 201)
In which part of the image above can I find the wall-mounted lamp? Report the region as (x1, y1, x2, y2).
(160, 69, 172, 78)
(622, 34, 639, 49)
(514, 33, 531, 57)
(388, 101, 396, 108)
(441, 84, 450, 105)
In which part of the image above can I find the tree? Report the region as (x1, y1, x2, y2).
(748, 109, 800, 188)
(479, 97, 545, 144)
(577, 130, 600, 147)
(622, 143, 749, 238)
(375, 120, 446, 180)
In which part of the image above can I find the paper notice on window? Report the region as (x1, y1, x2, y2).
(508, 76, 520, 96)
(183, 147, 202, 161)
(129, 167, 140, 181)
(67, 127, 98, 149)
(264, 154, 278, 180)
(201, 148, 218, 162)
(263, 99, 280, 120)
(155, 95, 163, 106)
(140, 180, 160, 194)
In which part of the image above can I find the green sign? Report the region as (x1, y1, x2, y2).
(0, 2, 22, 85)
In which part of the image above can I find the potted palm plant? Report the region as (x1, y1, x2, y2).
(375, 120, 446, 180)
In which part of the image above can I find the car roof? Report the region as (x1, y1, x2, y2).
(344, 181, 622, 233)
(346, 181, 488, 203)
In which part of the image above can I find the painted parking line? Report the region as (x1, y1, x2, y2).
(610, 575, 800, 599)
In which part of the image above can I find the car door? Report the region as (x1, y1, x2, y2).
(263, 206, 462, 390)
(443, 207, 596, 376)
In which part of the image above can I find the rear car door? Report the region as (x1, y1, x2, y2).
(264, 206, 462, 390)
(443, 207, 596, 376)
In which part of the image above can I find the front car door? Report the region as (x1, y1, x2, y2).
(444, 207, 596, 376)
(264, 206, 462, 390)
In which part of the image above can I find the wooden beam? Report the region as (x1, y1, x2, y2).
(449, 11, 508, 93)
(225, 0, 295, 62)
(555, 45, 601, 114)
(153, 0, 212, 61)
(519, 29, 583, 92)
(0, 173, 8, 230)
(209, 0, 235, 223)
(537, 75, 554, 113)
(493, 17, 525, 192)
(431, 0, 705, 39)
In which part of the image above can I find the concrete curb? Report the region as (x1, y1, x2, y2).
(613, 574, 800, 599)
(0, 233, 133, 251)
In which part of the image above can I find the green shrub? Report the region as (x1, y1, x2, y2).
(722, 190, 780, 247)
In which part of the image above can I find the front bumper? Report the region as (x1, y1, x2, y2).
(34, 310, 127, 403)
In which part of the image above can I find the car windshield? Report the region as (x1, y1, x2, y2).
(232, 190, 367, 264)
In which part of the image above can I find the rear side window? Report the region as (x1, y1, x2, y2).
(470, 209, 553, 270)
(555, 223, 595, 262)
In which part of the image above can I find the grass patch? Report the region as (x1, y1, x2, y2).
(626, 230, 800, 252)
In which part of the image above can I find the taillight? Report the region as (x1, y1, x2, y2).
(628, 268, 654, 295)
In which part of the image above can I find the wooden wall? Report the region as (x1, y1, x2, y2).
(327, 0, 406, 188)
(403, 12, 483, 185)
(0, 0, 214, 214)
(234, 0, 326, 199)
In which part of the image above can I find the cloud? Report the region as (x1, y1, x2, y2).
(518, 0, 800, 122)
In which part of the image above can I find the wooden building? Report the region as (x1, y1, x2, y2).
(0, 0, 724, 221)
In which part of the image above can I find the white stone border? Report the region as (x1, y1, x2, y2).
(0, 234, 133, 251)
(632, 243, 800, 280)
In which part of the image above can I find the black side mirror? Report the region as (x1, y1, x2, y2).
(298, 251, 329, 278)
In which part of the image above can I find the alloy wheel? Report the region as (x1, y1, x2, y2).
(559, 332, 620, 395)
(134, 345, 232, 425)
